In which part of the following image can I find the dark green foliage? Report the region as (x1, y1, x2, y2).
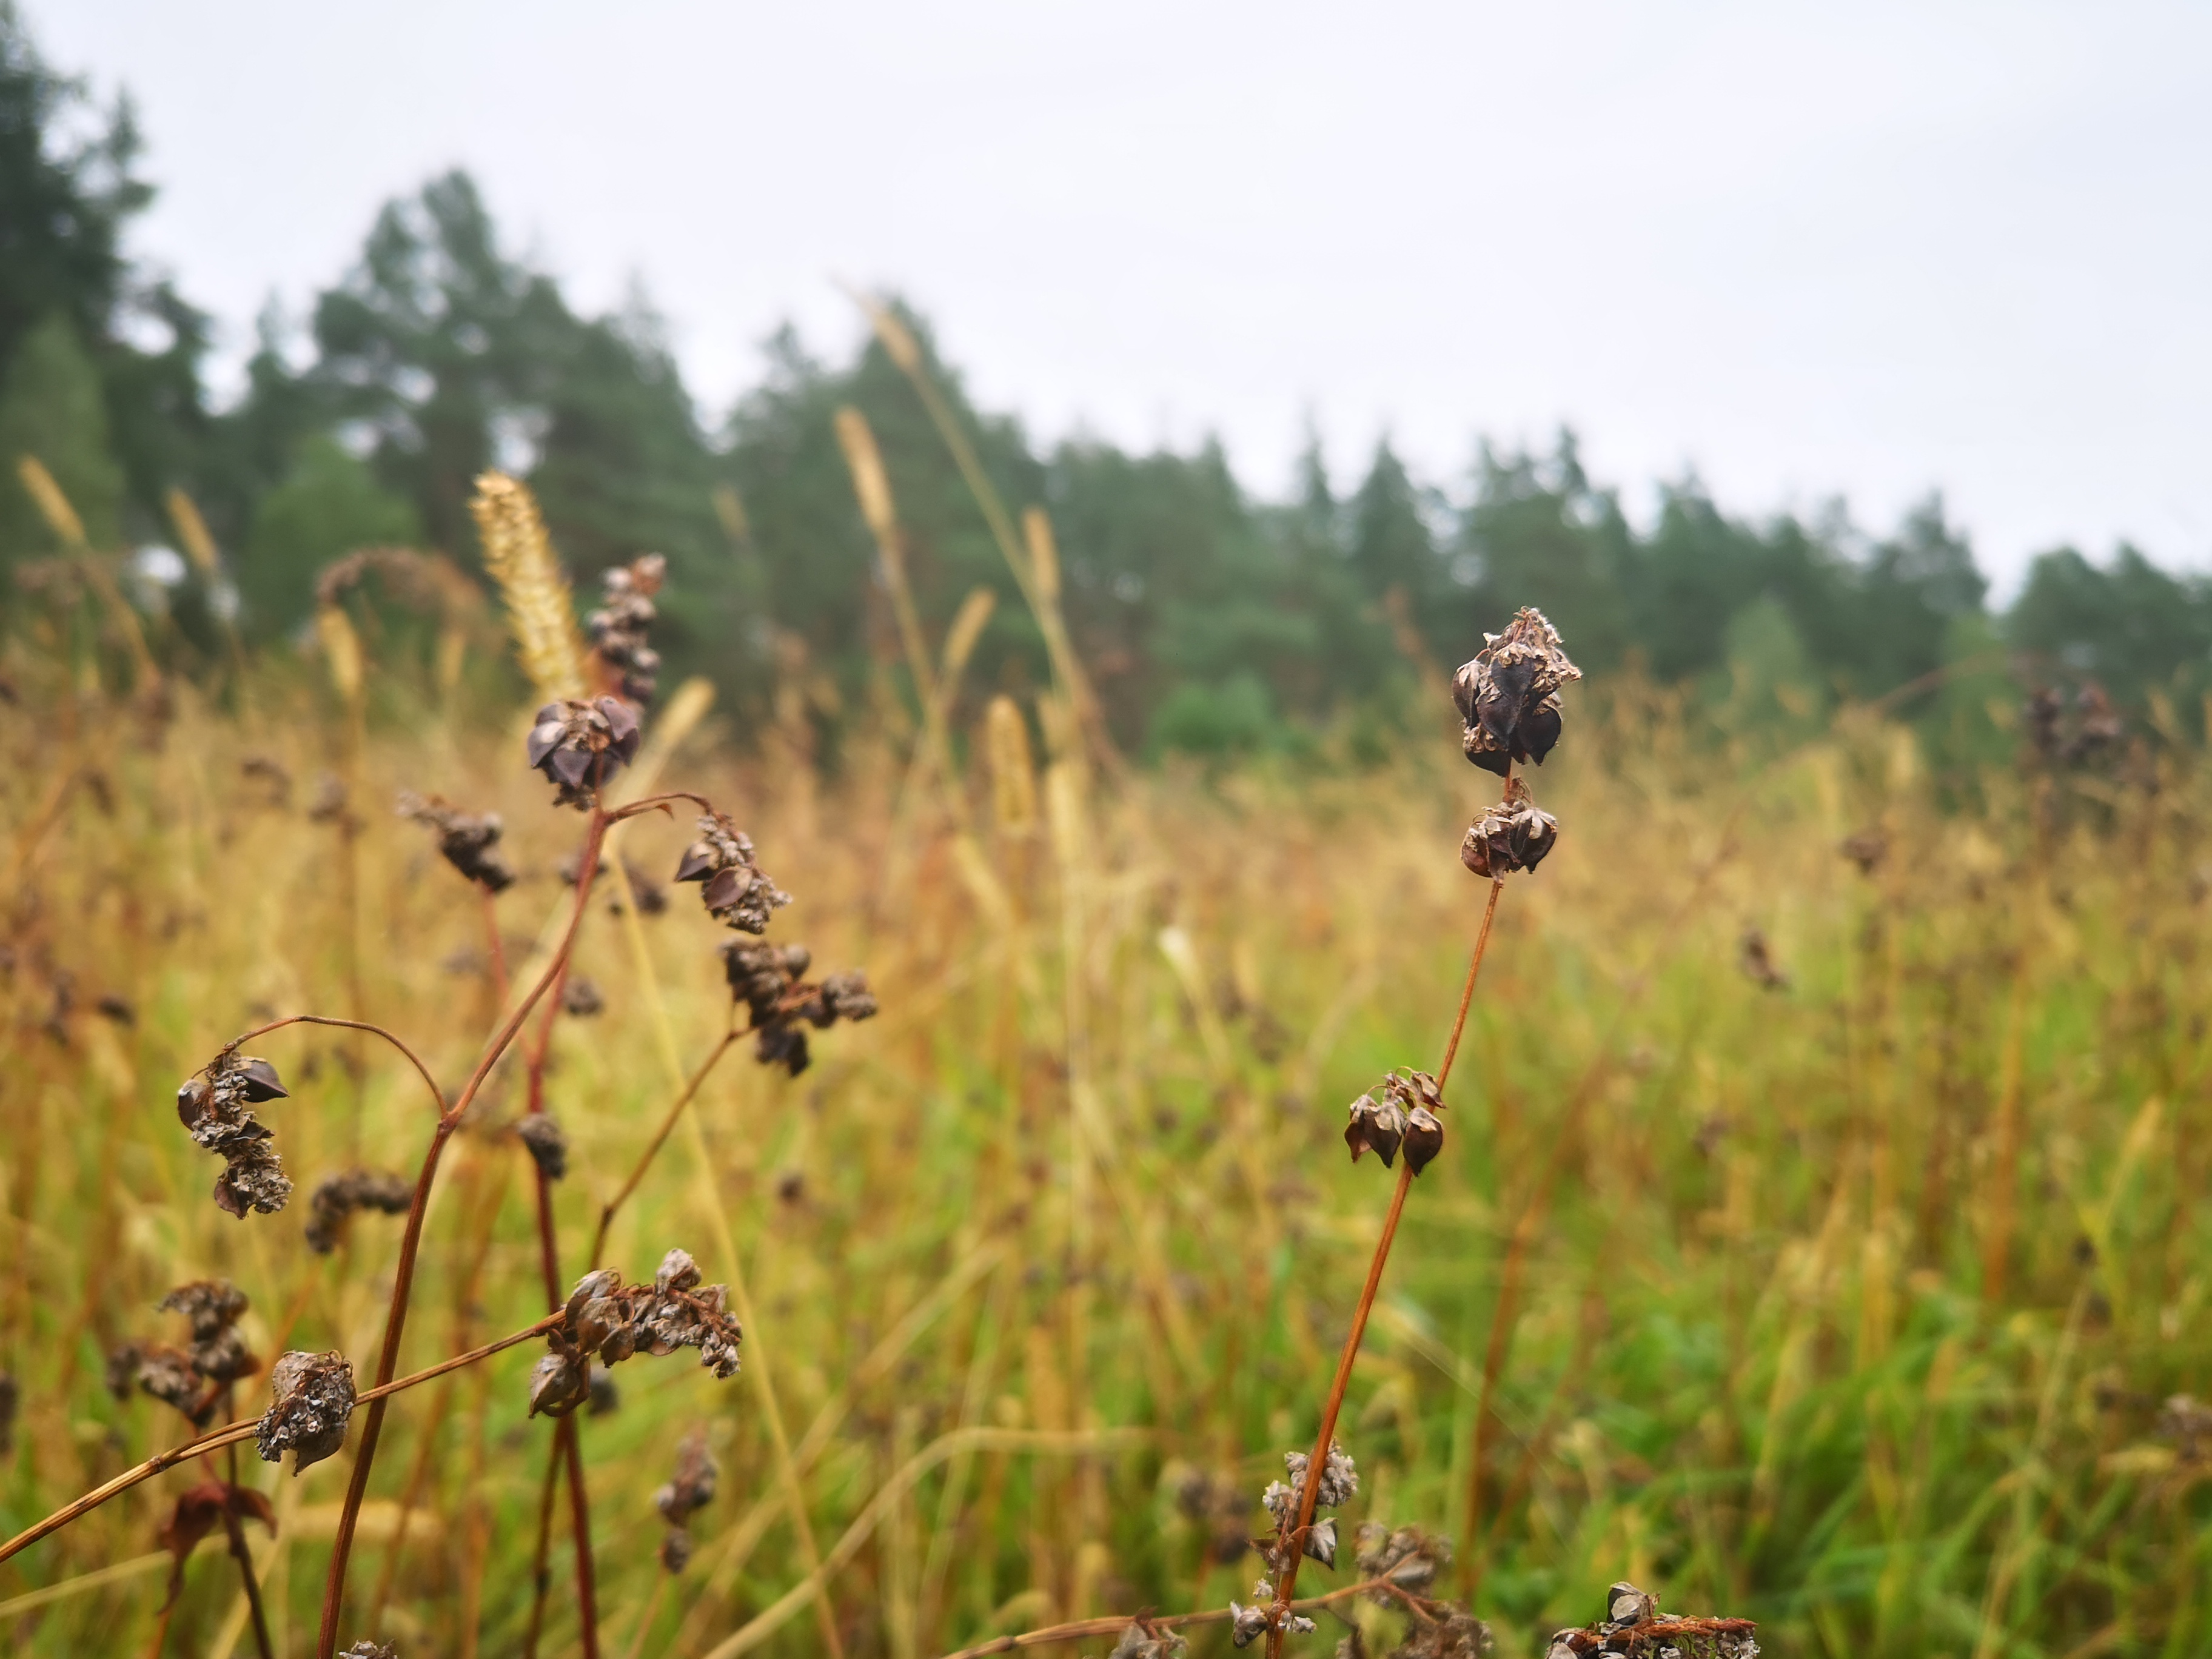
(2008, 543, 2212, 715)
(0, 0, 2206, 759)
(239, 437, 419, 631)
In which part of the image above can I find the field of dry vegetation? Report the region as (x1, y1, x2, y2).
(2, 477, 2210, 1659)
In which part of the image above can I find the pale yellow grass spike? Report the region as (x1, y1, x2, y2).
(166, 488, 221, 575)
(940, 585, 995, 686)
(16, 455, 85, 547)
(712, 481, 752, 546)
(985, 695, 1037, 835)
(468, 470, 588, 703)
(317, 605, 364, 704)
(1022, 506, 1060, 603)
(18, 452, 161, 690)
(834, 406, 900, 557)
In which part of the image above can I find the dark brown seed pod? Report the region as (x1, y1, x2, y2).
(340, 1643, 399, 1659)
(1401, 1105, 1445, 1175)
(561, 976, 605, 1017)
(1344, 1093, 1406, 1167)
(655, 1426, 719, 1529)
(1452, 608, 1581, 776)
(528, 1341, 592, 1419)
(256, 1350, 357, 1473)
(526, 695, 642, 809)
(517, 1114, 569, 1181)
(1460, 777, 1559, 879)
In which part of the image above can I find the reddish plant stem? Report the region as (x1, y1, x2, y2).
(218, 1439, 276, 1659)
(1264, 829, 1511, 1655)
(519, 825, 603, 1659)
(226, 1013, 449, 1116)
(313, 808, 609, 1659)
(483, 883, 511, 1007)
(522, 1439, 565, 1659)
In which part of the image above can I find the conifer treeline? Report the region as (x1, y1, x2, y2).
(5, 7, 2209, 752)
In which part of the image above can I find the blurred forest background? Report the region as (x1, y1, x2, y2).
(6, 5, 2210, 755)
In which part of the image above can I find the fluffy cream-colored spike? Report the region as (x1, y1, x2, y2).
(17, 456, 86, 548)
(469, 471, 588, 705)
(166, 488, 221, 575)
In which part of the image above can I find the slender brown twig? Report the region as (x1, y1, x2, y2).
(313, 806, 609, 1659)
(226, 1013, 448, 1116)
(589, 1027, 739, 1267)
(1263, 776, 1515, 1656)
(931, 1574, 1400, 1659)
(521, 812, 608, 1659)
(218, 1441, 276, 1659)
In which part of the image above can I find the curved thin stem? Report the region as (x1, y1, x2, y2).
(0, 1315, 560, 1567)
(1264, 775, 1516, 1654)
(315, 808, 609, 1659)
(589, 1028, 739, 1268)
(223, 1013, 448, 1116)
(929, 1574, 1400, 1659)
(607, 790, 715, 824)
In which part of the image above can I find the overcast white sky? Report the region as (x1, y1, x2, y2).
(38, 1, 2212, 589)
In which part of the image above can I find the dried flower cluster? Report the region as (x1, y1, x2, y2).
(517, 1113, 569, 1181)
(304, 1168, 414, 1254)
(255, 1349, 358, 1474)
(527, 695, 642, 809)
(133, 1281, 260, 1427)
(1737, 928, 1789, 992)
(1355, 1523, 1451, 1598)
(1542, 1581, 1758, 1659)
(561, 976, 606, 1016)
(1459, 777, 1558, 879)
(396, 791, 517, 892)
(1110, 1622, 1188, 1659)
(721, 941, 879, 1076)
(1344, 1070, 1446, 1175)
(156, 1478, 275, 1586)
(1452, 608, 1581, 777)
(2157, 1393, 2212, 1460)
(528, 1250, 743, 1419)
(654, 1426, 718, 1573)
(1232, 1442, 1358, 1646)
(1175, 1467, 1257, 1567)
(340, 1642, 398, 1658)
(2026, 682, 2125, 768)
(675, 814, 791, 934)
(176, 1051, 292, 1219)
(587, 553, 666, 705)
